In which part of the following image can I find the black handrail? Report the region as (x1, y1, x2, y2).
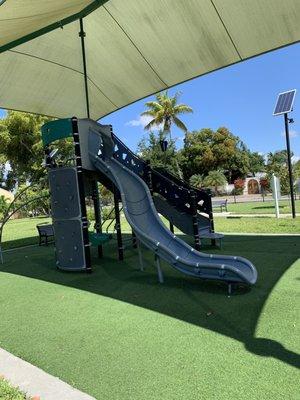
(111, 133, 213, 218)
(101, 206, 115, 228)
(105, 206, 123, 234)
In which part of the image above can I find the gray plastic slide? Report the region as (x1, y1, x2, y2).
(86, 122, 257, 287)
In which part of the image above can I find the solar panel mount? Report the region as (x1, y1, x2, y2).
(273, 89, 296, 116)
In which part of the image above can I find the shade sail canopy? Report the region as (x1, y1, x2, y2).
(0, 0, 300, 119)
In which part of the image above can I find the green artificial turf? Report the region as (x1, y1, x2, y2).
(0, 235, 299, 399)
(225, 199, 300, 215)
(0, 377, 27, 400)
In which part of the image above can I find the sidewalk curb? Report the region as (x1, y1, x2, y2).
(0, 348, 96, 400)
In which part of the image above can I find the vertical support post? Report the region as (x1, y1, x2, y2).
(113, 185, 123, 261)
(44, 145, 52, 168)
(284, 113, 296, 218)
(155, 254, 164, 283)
(92, 179, 103, 257)
(137, 239, 144, 271)
(190, 190, 201, 251)
(71, 117, 92, 272)
(0, 246, 3, 265)
(207, 194, 216, 246)
(79, 18, 90, 119)
(169, 222, 174, 233)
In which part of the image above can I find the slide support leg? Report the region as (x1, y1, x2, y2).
(137, 239, 144, 271)
(155, 254, 164, 283)
(132, 230, 137, 249)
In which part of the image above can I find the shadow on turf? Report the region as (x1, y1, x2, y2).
(252, 205, 286, 210)
(1, 234, 299, 370)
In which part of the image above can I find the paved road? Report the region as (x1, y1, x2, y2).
(213, 212, 300, 218)
(213, 194, 299, 204)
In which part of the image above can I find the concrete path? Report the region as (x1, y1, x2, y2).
(0, 348, 96, 400)
(213, 212, 300, 218)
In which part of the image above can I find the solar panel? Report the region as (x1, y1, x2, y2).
(273, 89, 296, 115)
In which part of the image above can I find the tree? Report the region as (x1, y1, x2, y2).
(137, 130, 180, 175)
(0, 111, 73, 189)
(248, 152, 265, 175)
(266, 150, 292, 195)
(189, 174, 205, 189)
(141, 91, 193, 135)
(99, 184, 113, 206)
(0, 196, 9, 218)
(180, 127, 251, 182)
(0, 155, 6, 188)
(267, 150, 291, 165)
(140, 91, 192, 178)
(14, 184, 50, 217)
(294, 160, 300, 179)
(203, 170, 227, 194)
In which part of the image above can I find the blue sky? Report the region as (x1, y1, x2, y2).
(1, 43, 299, 160)
(102, 43, 300, 161)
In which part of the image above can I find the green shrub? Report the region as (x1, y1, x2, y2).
(0, 376, 28, 399)
(231, 187, 243, 195)
(102, 206, 115, 221)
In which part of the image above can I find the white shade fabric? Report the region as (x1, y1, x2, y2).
(0, 0, 299, 119)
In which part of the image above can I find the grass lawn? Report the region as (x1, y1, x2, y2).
(1, 217, 51, 250)
(2, 215, 300, 252)
(214, 215, 300, 234)
(0, 377, 28, 400)
(2, 215, 299, 252)
(224, 199, 300, 215)
(0, 235, 299, 399)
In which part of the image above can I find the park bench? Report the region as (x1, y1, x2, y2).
(36, 223, 54, 246)
(212, 199, 228, 212)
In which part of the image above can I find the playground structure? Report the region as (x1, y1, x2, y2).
(2, 0, 299, 291)
(42, 117, 257, 291)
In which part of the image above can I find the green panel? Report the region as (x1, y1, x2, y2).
(89, 232, 112, 246)
(41, 118, 73, 146)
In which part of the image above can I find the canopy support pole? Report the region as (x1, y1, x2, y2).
(79, 18, 90, 118)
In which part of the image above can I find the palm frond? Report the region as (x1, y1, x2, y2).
(141, 110, 157, 117)
(144, 119, 161, 131)
(173, 116, 188, 132)
(174, 104, 193, 114)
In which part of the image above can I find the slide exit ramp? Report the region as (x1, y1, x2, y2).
(84, 120, 257, 288)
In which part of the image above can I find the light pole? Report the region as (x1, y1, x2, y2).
(273, 89, 296, 219)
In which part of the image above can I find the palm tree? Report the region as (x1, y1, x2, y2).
(189, 174, 205, 189)
(203, 170, 227, 195)
(141, 91, 193, 137)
